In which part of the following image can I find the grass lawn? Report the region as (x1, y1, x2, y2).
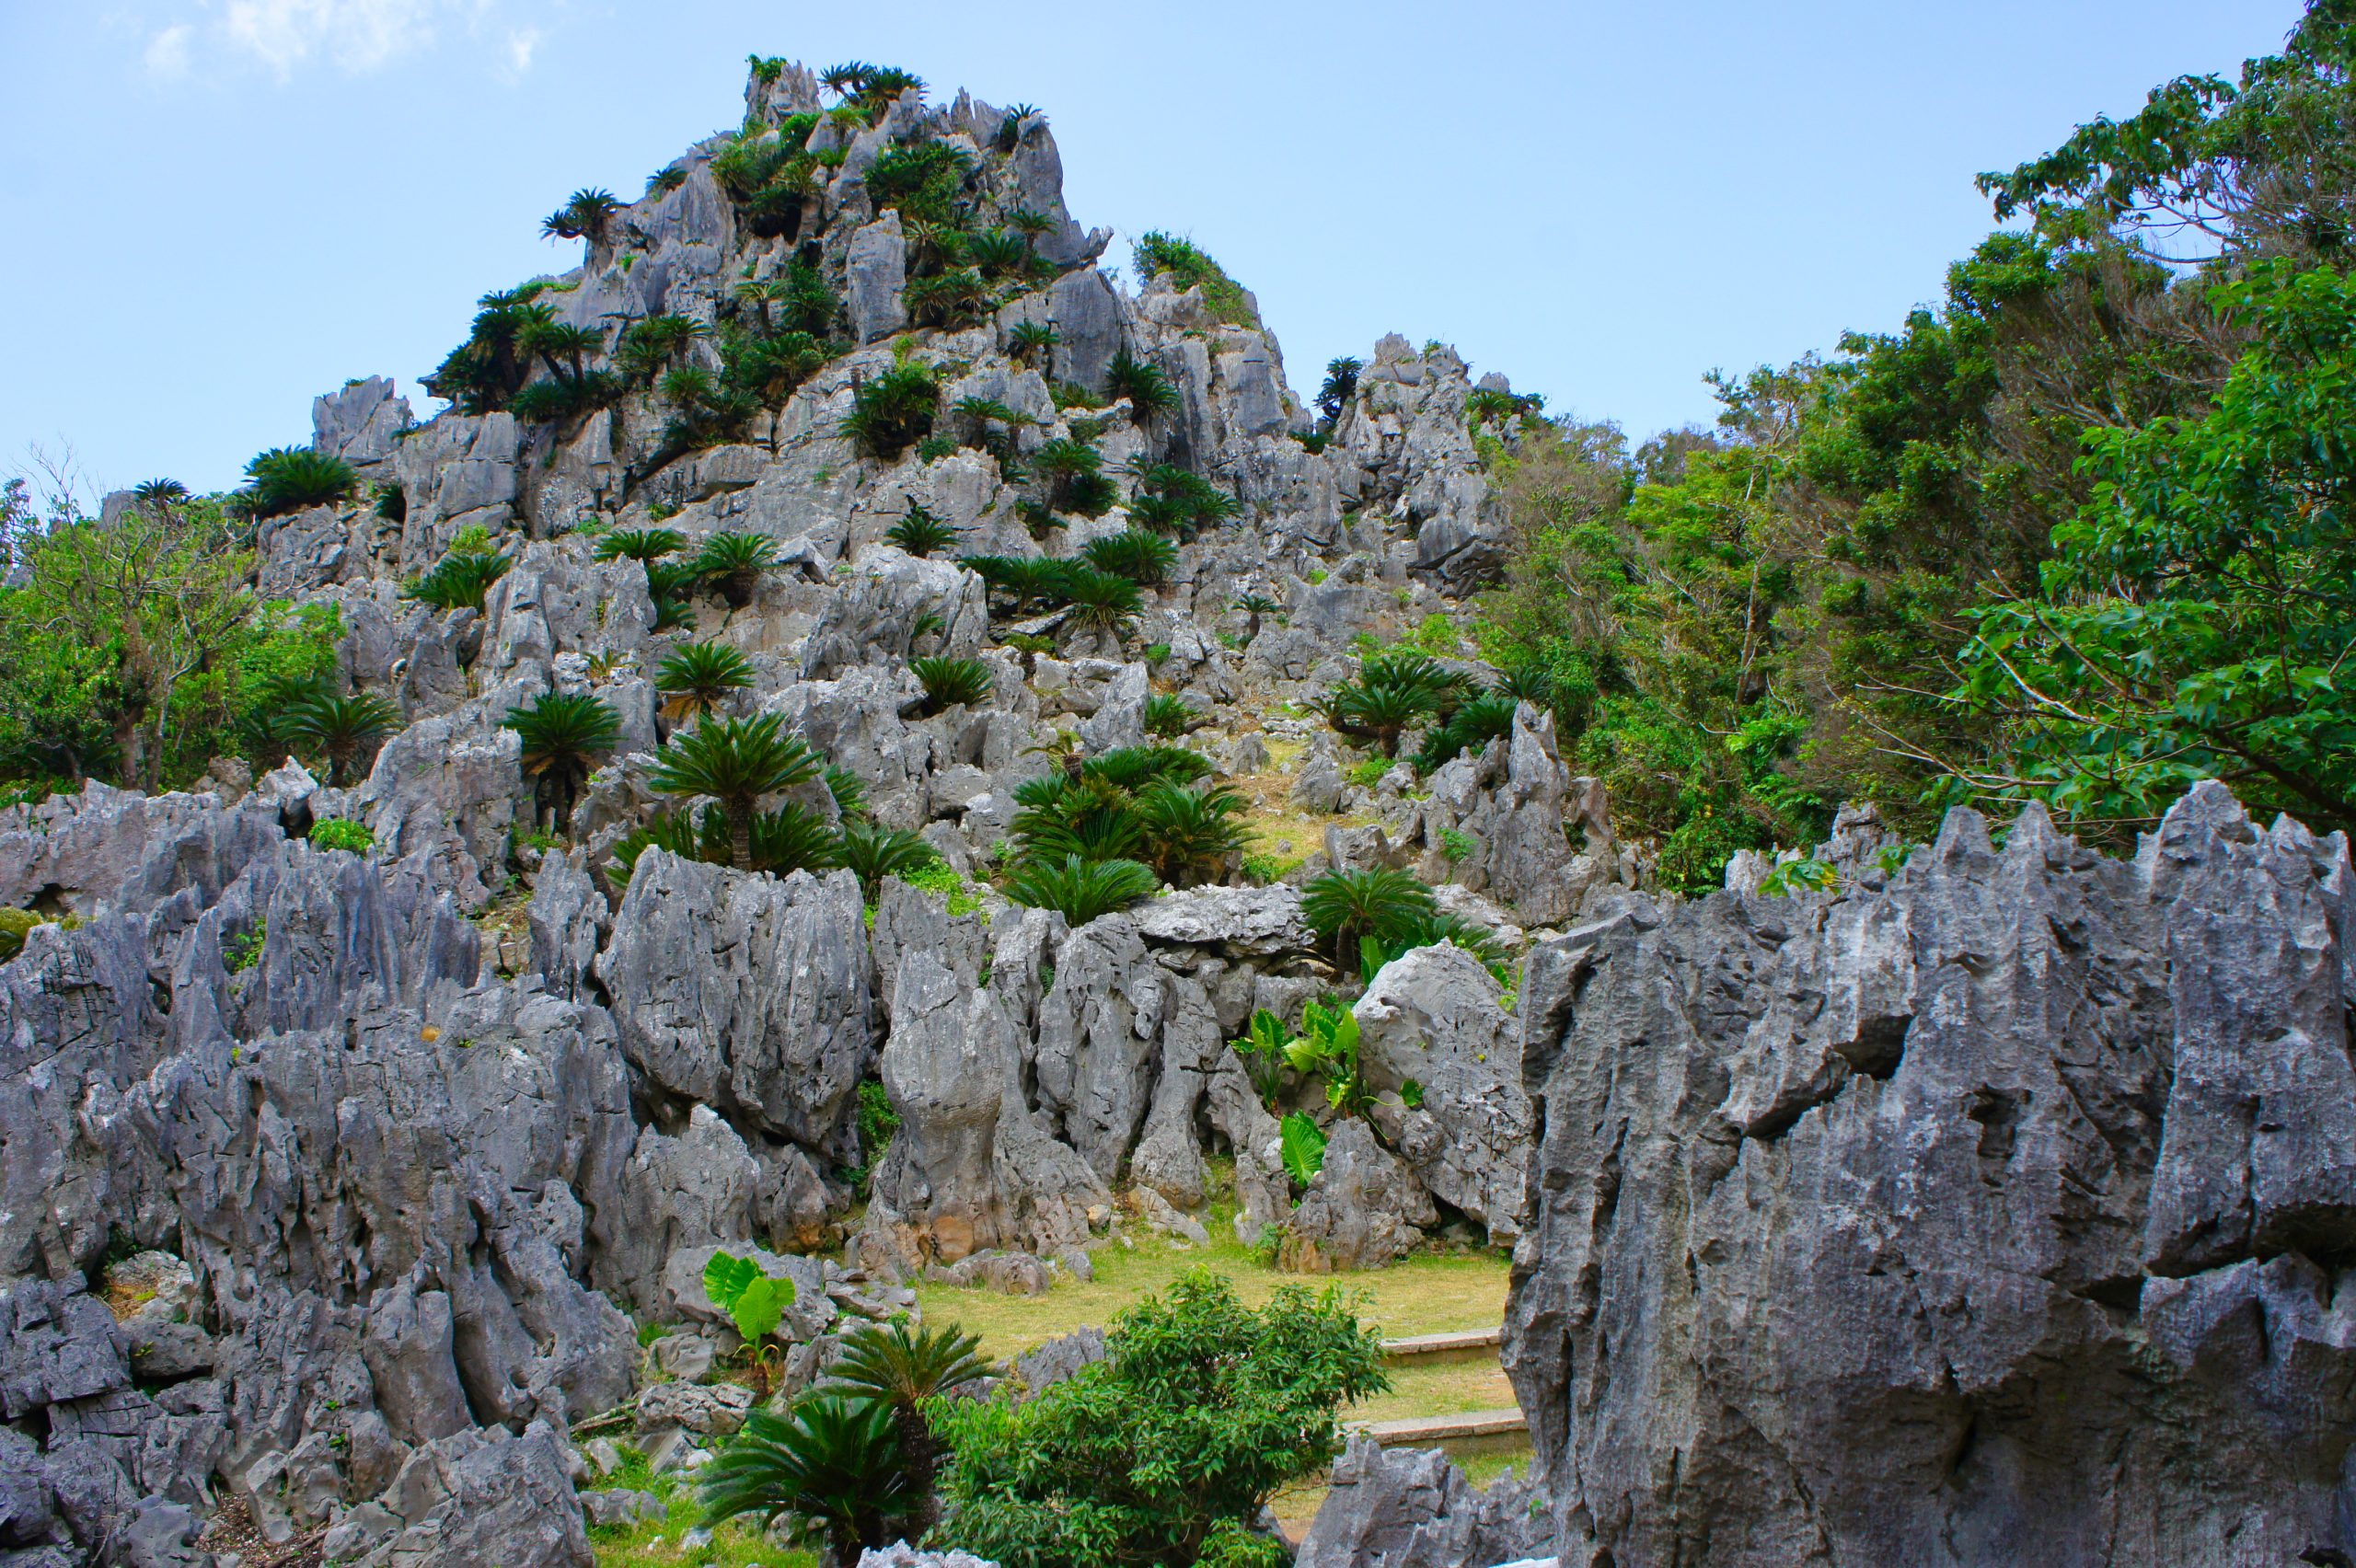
(911, 1198, 1511, 1364)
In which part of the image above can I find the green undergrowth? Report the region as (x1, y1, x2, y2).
(586, 1444, 817, 1568)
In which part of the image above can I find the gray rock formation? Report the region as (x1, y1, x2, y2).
(1280, 1119, 1437, 1272)
(1507, 782, 2356, 1567)
(1298, 1435, 1551, 1568)
(599, 854, 872, 1160)
(1354, 944, 1529, 1239)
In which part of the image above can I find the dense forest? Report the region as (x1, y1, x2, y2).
(1467, 0, 2356, 882)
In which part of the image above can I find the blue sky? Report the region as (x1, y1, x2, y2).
(0, 0, 2308, 498)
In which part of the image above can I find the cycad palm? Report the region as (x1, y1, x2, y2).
(693, 531, 781, 609)
(699, 1394, 912, 1568)
(504, 692, 622, 828)
(286, 691, 401, 786)
(648, 712, 822, 870)
(654, 641, 755, 721)
(1135, 780, 1248, 886)
(1300, 867, 1438, 966)
(593, 527, 685, 565)
(829, 1320, 992, 1536)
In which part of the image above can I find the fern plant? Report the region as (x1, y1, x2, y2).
(693, 531, 781, 608)
(840, 362, 941, 458)
(1143, 693, 1202, 740)
(242, 447, 356, 516)
(1300, 867, 1438, 966)
(286, 691, 400, 786)
(648, 712, 823, 870)
(839, 821, 940, 896)
(402, 548, 513, 613)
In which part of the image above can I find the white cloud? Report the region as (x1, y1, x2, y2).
(502, 24, 539, 77)
(143, 0, 548, 81)
(143, 22, 194, 77)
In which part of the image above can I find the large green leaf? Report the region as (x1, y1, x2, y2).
(1279, 1113, 1327, 1189)
(702, 1250, 796, 1343)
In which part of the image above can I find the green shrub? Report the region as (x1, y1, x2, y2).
(594, 527, 685, 564)
(1058, 568, 1141, 640)
(1345, 756, 1390, 789)
(692, 531, 781, 609)
(1131, 232, 1259, 327)
(935, 1270, 1384, 1567)
(1142, 693, 1199, 739)
(225, 917, 268, 973)
(505, 691, 621, 828)
(1134, 779, 1247, 886)
(654, 640, 755, 721)
(866, 141, 969, 225)
(1300, 867, 1436, 965)
(0, 907, 78, 963)
(1438, 826, 1476, 863)
(840, 362, 941, 459)
(910, 655, 993, 713)
(1105, 350, 1180, 423)
(884, 504, 958, 557)
(285, 690, 401, 786)
(1080, 529, 1176, 586)
(402, 548, 513, 613)
(1007, 320, 1058, 365)
(1006, 853, 1158, 926)
(308, 817, 374, 853)
(241, 448, 357, 516)
(840, 821, 941, 894)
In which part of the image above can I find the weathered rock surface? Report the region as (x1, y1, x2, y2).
(1506, 782, 2356, 1567)
(1281, 1119, 1437, 1272)
(1298, 1435, 1551, 1568)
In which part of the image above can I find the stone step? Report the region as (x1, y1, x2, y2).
(1380, 1327, 1504, 1361)
(1356, 1407, 1528, 1446)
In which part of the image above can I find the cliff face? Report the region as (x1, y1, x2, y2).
(1505, 781, 2356, 1567)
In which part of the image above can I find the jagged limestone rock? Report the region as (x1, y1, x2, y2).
(1297, 1435, 1551, 1568)
(599, 854, 872, 1159)
(1279, 1119, 1436, 1273)
(1506, 783, 2356, 1567)
(1354, 943, 1529, 1240)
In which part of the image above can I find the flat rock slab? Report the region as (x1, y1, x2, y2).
(1357, 1408, 1526, 1446)
(1380, 1328, 1503, 1361)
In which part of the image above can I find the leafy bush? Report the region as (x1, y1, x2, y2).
(1300, 867, 1437, 965)
(839, 820, 940, 895)
(308, 817, 374, 853)
(1131, 232, 1260, 327)
(648, 712, 824, 870)
(1415, 691, 1518, 772)
(1133, 779, 1247, 886)
(1317, 356, 1362, 427)
(1006, 853, 1158, 926)
(1143, 693, 1200, 739)
(241, 448, 356, 516)
(1105, 350, 1180, 423)
(0, 907, 79, 964)
(285, 690, 400, 786)
(1080, 530, 1176, 586)
(934, 1270, 1384, 1568)
(1125, 462, 1240, 539)
(1058, 568, 1141, 641)
(595, 528, 686, 565)
(866, 141, 970, 225)
(1007, 320, 1058, 365)
(884, 504, 958, 557)
(702, 1394, 912, 1564)
(402, 547, 513, 613)
(654, 640, 755, 721)
(910, 655, 993, 713)
(840, 361, 941, 458)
